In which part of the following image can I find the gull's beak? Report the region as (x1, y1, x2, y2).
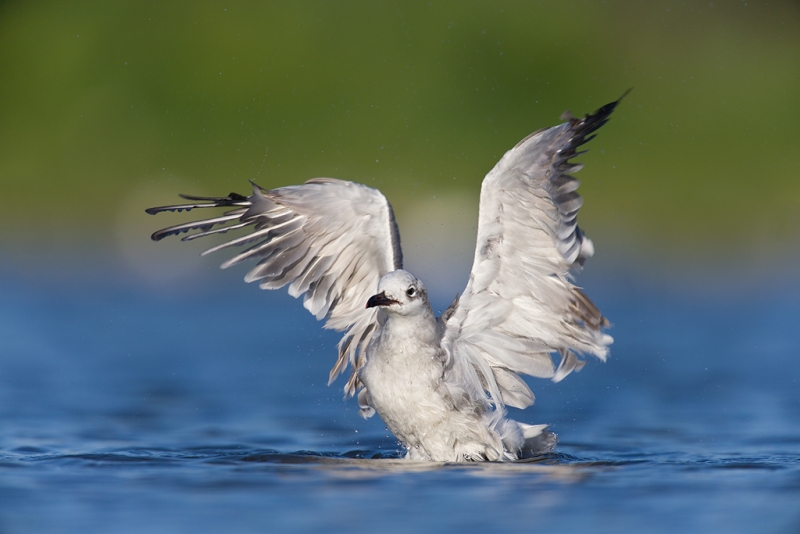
(366, 291, 399, 308)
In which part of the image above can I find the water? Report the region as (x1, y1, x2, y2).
(1, 261, 799, 533)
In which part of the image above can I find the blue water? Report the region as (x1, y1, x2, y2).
(1, 260, 799, 533)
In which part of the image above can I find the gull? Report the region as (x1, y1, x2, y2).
(146, 96, 622, 462)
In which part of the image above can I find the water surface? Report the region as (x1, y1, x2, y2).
(1, 263, 798, 533)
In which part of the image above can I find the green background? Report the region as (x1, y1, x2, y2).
(2, 1, 798, 279)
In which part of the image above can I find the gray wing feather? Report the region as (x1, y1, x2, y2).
(148, 178, 402, 395)
(442, 97, 623, 410)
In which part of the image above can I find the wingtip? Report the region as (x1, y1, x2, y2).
(594, 87, 632, 118)
(607, 87, 633, 108)
(561, 89, 630, 152)
(145, 204, 194, 216)
(576, 88, 632, 125)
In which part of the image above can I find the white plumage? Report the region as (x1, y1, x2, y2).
(147, 95, 622, 461)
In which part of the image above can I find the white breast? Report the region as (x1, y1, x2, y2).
(360, 314, 508, 461)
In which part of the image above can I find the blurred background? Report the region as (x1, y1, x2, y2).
(1, 0, 798, 293)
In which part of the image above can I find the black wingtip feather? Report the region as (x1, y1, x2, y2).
(561, 89, 631, 164)
(146, 192, 251, 217)
(147, 191, 253, 241)
(178, 192, 249, 202)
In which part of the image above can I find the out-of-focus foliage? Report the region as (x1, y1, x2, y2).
(1, 0, 799, 257)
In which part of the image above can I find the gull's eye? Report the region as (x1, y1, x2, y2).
(406, 287, 416, 298)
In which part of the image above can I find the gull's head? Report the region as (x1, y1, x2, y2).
(366, 269, 429, 317)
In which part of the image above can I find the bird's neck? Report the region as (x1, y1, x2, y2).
(383, 305, 439, 345)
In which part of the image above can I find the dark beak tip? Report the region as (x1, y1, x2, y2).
(366, 291, 396, 309)
(366, 292, 382, 309)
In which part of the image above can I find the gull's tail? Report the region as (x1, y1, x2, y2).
(518, 423, 557, 457)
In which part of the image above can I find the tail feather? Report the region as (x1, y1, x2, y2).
(518, 423, 557, 457)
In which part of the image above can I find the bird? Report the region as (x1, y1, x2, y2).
(146, 95, 622, 462)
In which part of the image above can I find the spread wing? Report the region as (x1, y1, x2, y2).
(442, 97, 623, 410)
(147, 177, 403, 394)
